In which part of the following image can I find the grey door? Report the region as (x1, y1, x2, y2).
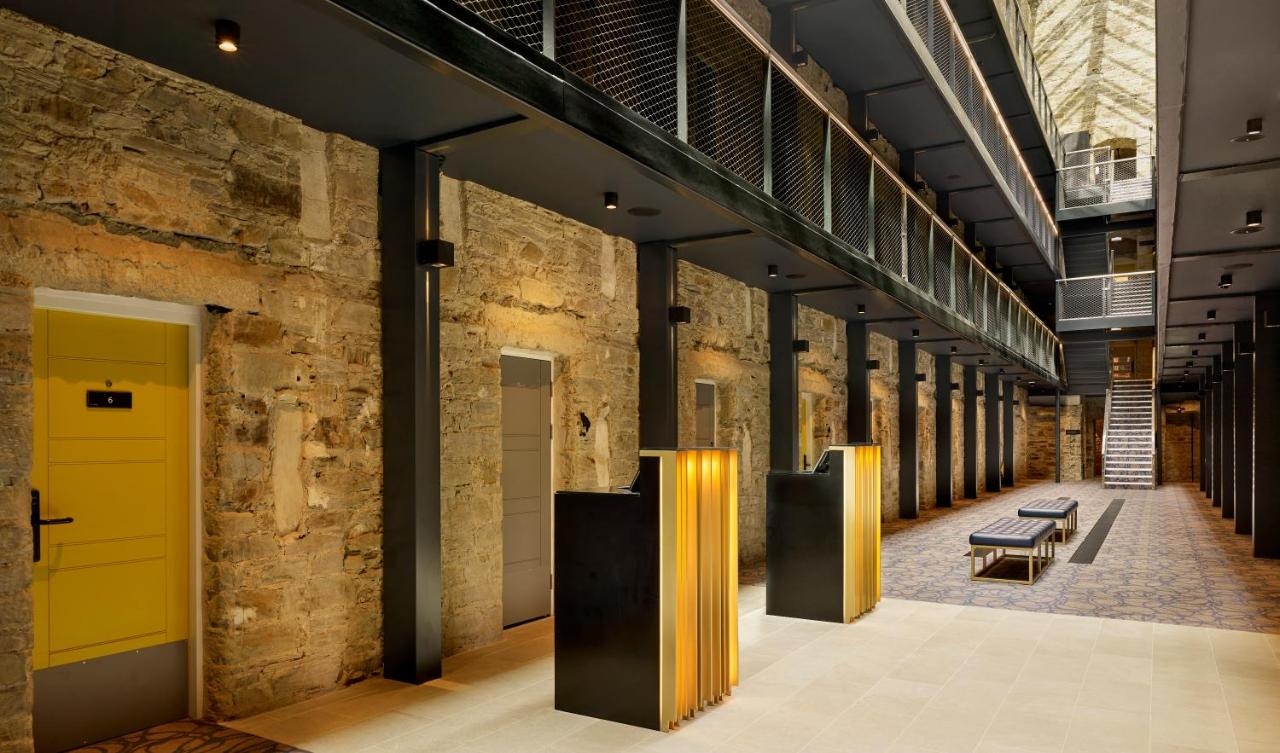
(501, 355, 552, 626)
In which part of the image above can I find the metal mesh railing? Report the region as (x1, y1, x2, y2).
(769, 67, 826, 226)
(896, 0, 1058, 260)
(456, 0, 545, 50)
(991, 0, 1061, 163)
(454, 0, 1060, 379)
(1057, 271, 1155, 320)
(686, 0, 767, 189)
(1059, 153, 1155, 210)
(555, 0, 679, 133)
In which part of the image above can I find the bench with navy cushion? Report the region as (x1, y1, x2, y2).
(968, 518, 1056, 584)
(1017, 497, 1079, 542)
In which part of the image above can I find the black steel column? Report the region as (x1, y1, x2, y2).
(1054, 391, 1062, 483)
(847, 320, 871, 442)
(1002, 379, 1015, 487)
(899, 340, 918, 518)
(985, 372, 1000, 492)
(963, 365, 978, 498)
(1222, 349, 1235, 519)
(1254, 293, 1280, 557)
(1213, 356, 1224, 507)
(380, 146, 442, 683)
(935, 355, 952, 507)
(770, 292, 799, 470)
(1235, 320, 1254, 535)
(638, 242, 678, 448)
(1199, 390, 1207, 493)
(1155, 385, 1163, 487)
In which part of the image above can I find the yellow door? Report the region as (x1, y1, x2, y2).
(32, 309, 189, 670)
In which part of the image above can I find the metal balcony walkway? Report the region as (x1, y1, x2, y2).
(2, 0, 1061, 383)
(765, 0, 1061, 297)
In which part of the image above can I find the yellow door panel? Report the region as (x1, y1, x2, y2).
(48, 310, 166, 364)
(48, 462, 165, 546)
(46, 536, 166, 571)
(33, 309, 189, 670)
(49, 558, 166, 654)
(49, 357, 166, 439)
(50, 438, 165, 464)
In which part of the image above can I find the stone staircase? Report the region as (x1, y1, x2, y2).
(1103, 379, 1156, 489)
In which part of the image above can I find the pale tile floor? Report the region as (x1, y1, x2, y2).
(227, 588, 1280, 753)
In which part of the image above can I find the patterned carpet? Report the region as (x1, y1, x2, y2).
(881, 480, 1280, 633)
(69, 720, 305, 753)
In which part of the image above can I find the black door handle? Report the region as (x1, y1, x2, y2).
(31, 490, 74, 563)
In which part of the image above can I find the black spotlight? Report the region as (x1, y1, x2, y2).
(1207, 309, 1217, 321)
(767, 264, 779, 278)
(1198, 332, 1207, 341)
(856, 303, 866, 315)
(1218, 273, 1233, 289)
(911, 329, 920, 338)
(215, 19, 240, 52)
(604, 191, 618, 210)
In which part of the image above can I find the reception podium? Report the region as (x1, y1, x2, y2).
(766, 444, 882, 623)
(554, 448, 738, 731)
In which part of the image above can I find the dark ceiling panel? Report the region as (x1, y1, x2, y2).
(1172, 168, 1280, 255)
(868, 86, 963, 152)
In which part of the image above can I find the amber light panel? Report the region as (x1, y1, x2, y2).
(841, 445, 882, 622)
(645, 448, 739, 730)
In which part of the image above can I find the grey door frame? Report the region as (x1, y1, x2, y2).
(499, 348, 555, 626)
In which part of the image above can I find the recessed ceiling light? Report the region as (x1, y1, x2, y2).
(1207, 309, 1217, 321)
(1198, 332, 1207, 341)
(1231, 210, 1263, 234)
(1231, 117, 1264, 142)
(603, 191, 618, 210)
(215, 19, 240, 52)
(1218, 273, 1233, 289)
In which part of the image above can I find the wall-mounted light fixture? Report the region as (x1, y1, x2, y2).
(215, 19, 240, 52)
(792, 339, 810, 353)
(604, 191, 619, 210)
(669, 306, 691, 324)
(416, 239, 455, 268)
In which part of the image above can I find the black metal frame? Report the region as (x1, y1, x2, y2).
(899, 339, 918, 518)
(935, 354, 952, 507)
(985, 371, 1001, 492)
(639, 242, 679, 448)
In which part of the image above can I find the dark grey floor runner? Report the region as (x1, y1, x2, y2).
(1070, 499, 1125, 564)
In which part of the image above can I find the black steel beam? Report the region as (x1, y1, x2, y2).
(936, 355, 952, 507)
(847, 320, 871, 442)
(899, 340, 919, 518)
(964, 365, 978, 498)
(770, 292, 799, 470)
(638, 242, 678, 448)
(380, 145, 442, 684)
(1254, 293, 1280, 557)
(1002, 379, 1015, 487)
(1235, 321, 1254, 536)
(985, 372, 1001, 492)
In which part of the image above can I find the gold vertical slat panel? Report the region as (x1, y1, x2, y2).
(643, 448, 739, 730)
(841, 445, 883, 623)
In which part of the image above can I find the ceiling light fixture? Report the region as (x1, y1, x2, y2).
(950, 346, 958, 354)
(1111, 235, 1123, 242)
(1192, 349, 1199, 356)
(856, 303, 866, 315)
(603, 192, 618, 210)
(1231, 210, 1263, 235)
(911, 329, 920, 338)
(767, 264, 779, 278)
(1219, 273, 1233, 289)
(1232, 117, 1264, 142)
(1198, 332, 1207, 341)
(215, 19, 240, 52)
(1207, 309, 1217, 321)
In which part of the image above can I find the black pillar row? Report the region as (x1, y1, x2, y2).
(1254, 293, 1280, 558)
(899, 340, 919, 519)
(769, 292, 799, 471)
(1222, 350, 1235, 520)
(847, 320, 871, 443)
(1002, 379, 1015, 487)
(637, 243, 678, 449)
(1213, 356, 1224, 507)
(1054, 391, 1062, 484)
(1205, 381, 1215, 501)
(380, 146, 443, 684)
(963, 365, 978, 498)
(984, 372, 1001, 493)
(1199, 390, 1207, 495)
(1235, 320, 1254, 536)
(935, 355, 953, 508)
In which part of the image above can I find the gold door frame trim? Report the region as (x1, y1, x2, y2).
(34, 289, 205, 718)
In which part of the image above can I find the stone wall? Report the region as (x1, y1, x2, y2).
(1162, 401, 1200, 483)
(798, 304, 848, 463)
(0, 9, 383, 724)
(1032, 0, 1156, 145)
(436, 179, 639, 654)
(1027, 397, 1084, 480)
(916, 349, 937, 510)
(869, 332, 901, 520)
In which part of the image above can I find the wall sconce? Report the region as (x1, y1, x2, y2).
(416, 239, 455, 268)
(949, 382, 960, 391)
(669, 306, 691, 324)
(915, 373, 927, 382)
(866, 359, 880, 370)
(792, 339, 810, 353)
